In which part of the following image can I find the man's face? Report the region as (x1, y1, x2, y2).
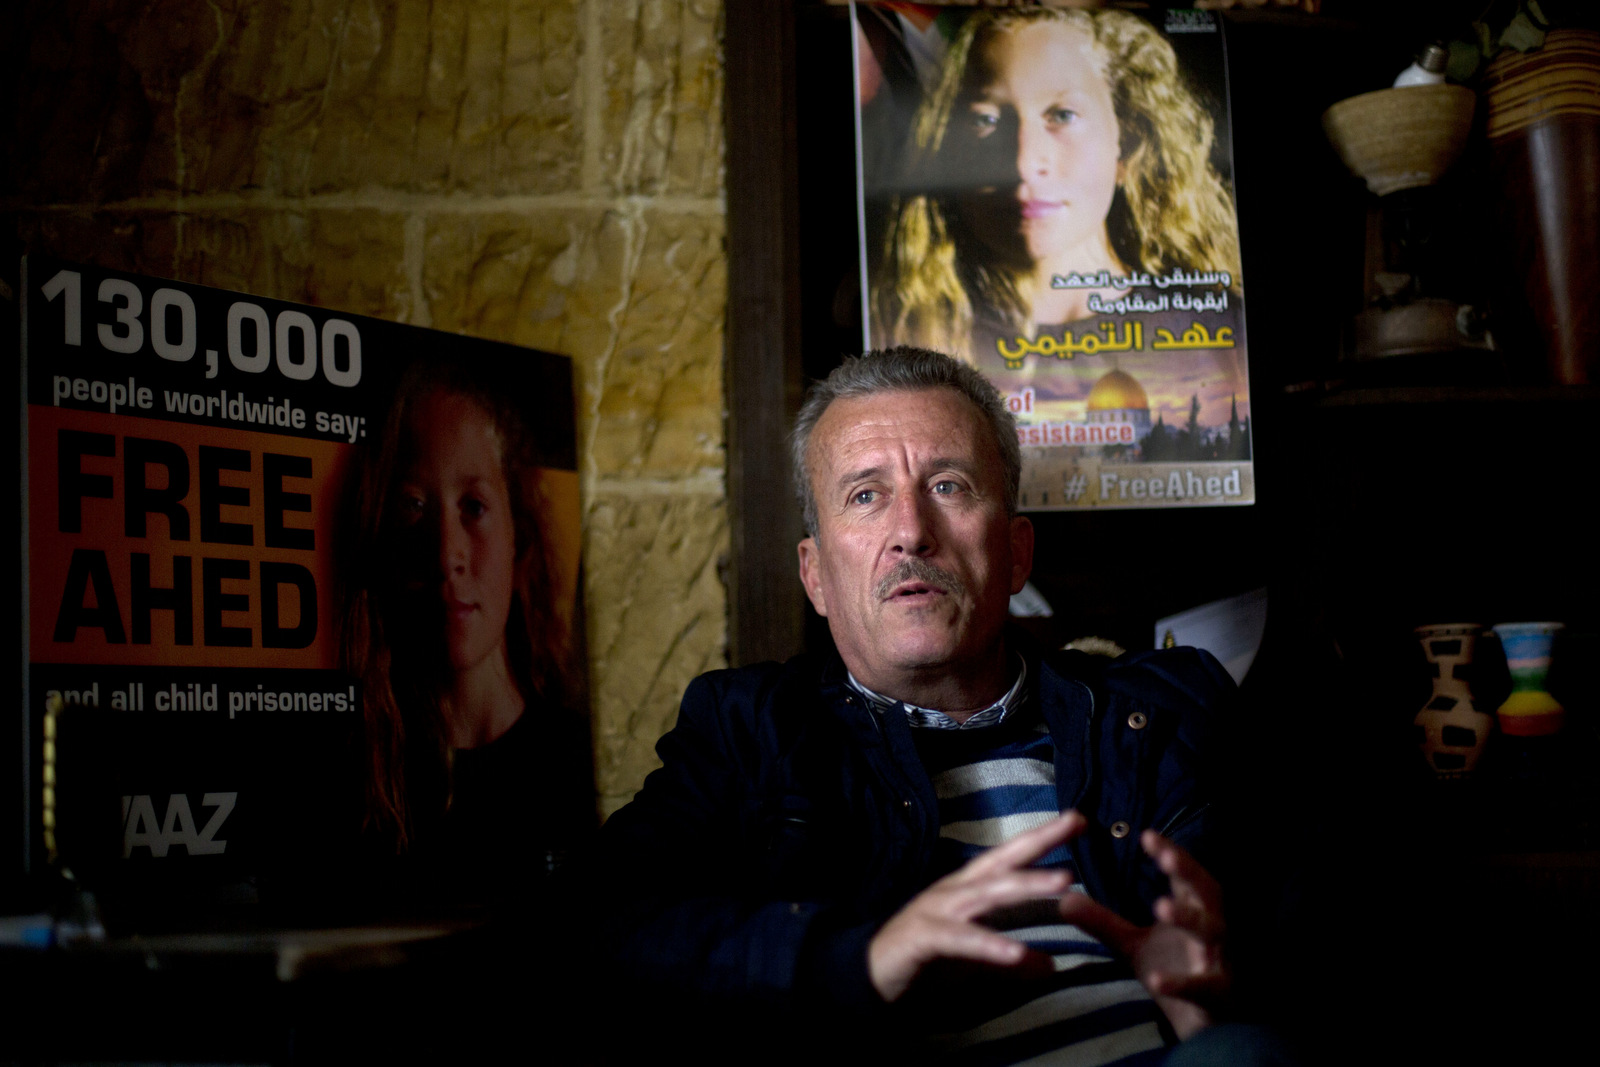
(797, 387, 1033, 703)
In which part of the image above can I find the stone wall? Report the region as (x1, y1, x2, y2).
(9, 0, 728, 817)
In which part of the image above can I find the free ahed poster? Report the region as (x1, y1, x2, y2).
(855, 4, 1253, 510)
(20, 254, 586, 897)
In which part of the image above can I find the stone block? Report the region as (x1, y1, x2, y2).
(17, 212, 181, 279)
(598, 0, 724, 197)
(191, 210, 413, 319)
(422, 207, 617, 351)
(18, 207, 411, 323)
(583, 491, 727, 814)
(588, 210, 725, 477)
(422, 207, 725, 477)
(13, 2, 187, 203)
(288, 0, 584, 195)
(15, 0, 588, 198)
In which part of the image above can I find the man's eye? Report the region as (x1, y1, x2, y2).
(932, 480, 960, 495)
(852, 489, 878, 506)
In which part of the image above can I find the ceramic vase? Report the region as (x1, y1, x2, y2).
(1414, 623, 1494, 778)
(1491, 622, 1565, 736)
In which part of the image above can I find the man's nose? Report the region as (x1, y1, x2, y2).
(889, 491, 936, 557)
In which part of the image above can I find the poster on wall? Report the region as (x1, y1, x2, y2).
(20, 254, 587, 904)
(854, 3, 1253, 510)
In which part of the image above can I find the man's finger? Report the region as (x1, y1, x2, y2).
(942, 868, 1073, 921)
(921, 921, 1037, 967)
(1153, 892, 1223, 943)
(1147, 970, 1230, 1005)
(1056, 889, 1142, 958)
(1142, 831, 1222, 906)
(869, 916, 1053, 1001)
(965, 811, 1087, 877)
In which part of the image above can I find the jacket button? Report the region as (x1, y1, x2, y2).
(1127, 711, 1148, 730)
(901, 799, 912, 811)
(1110, 820, 1131, 839)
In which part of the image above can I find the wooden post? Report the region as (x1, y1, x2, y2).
(724, 0, 807, 666)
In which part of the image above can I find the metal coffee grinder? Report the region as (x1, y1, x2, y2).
(1322, 46, 1496, 376)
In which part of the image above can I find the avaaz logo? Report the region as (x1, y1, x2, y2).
(120, 792, 237, 857)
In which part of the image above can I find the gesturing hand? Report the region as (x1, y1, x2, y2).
(867, 811, 1087, 1003)
(1057, 830, 1229, 1040)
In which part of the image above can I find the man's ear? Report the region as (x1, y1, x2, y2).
(797, 536, 829, 616)
(1009, 515, 1034, 595)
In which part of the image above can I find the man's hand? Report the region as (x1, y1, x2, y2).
(867, 811, 1086, 1003)
(1057, 830, 1230, 1040)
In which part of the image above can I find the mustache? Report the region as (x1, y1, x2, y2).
(875, 558, 965, 601)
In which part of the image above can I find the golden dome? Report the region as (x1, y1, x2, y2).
(1085, 369, 1149, 412)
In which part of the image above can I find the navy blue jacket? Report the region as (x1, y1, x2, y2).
(591, 640, 1232, 1019)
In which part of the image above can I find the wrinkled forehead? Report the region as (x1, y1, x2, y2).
(807, 386, 999, 479)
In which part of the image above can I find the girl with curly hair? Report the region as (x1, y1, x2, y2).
(872, 7, 1242, 367)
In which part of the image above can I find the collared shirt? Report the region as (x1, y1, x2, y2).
(845, 655, 1029, 730)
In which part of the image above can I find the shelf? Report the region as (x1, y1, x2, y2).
(1282, 382, 1600, 408)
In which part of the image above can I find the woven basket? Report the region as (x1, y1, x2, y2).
(1322, 84, 1476, 196)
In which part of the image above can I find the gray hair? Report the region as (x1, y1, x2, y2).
(791, 346, 1021, 537)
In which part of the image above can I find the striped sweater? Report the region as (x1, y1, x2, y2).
(851, 670, 1171, 1066)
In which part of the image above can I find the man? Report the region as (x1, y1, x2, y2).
(590, 347, 1239, 1063)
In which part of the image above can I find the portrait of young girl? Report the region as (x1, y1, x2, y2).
(338, 355, 593, 905)
(868, 7, 1244, 372)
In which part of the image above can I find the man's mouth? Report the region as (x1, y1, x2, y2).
(876, 559, 963, 602)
